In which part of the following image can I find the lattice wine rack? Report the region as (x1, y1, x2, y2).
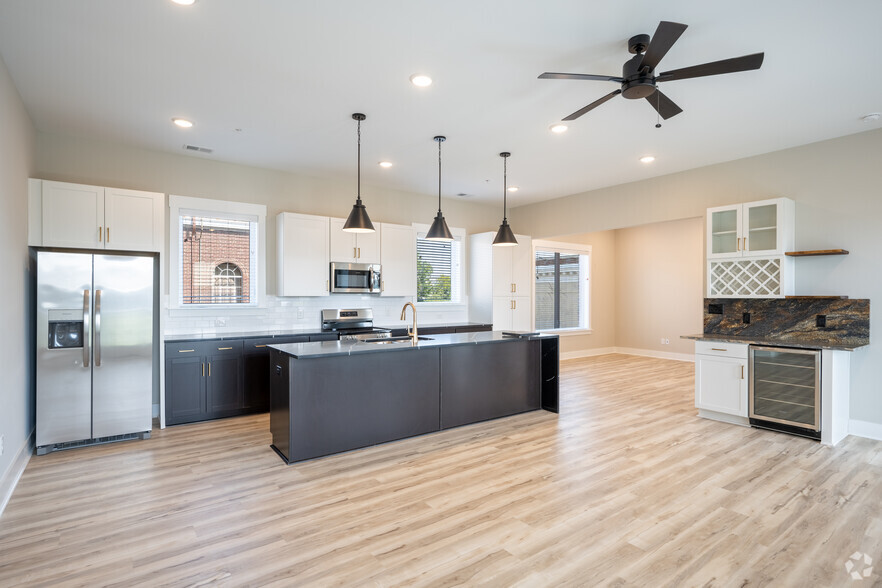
(708, 258, 788, 298)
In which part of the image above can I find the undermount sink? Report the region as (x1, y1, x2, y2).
(361, 336, 433, 344)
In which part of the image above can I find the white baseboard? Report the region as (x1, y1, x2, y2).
(0, 429, 34, 519)
(560, 347, 617, 361)
(849, 419, 882, 441)
(561, 347, 695, 362)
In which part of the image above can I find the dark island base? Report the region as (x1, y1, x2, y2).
(269, 337, 558, 464)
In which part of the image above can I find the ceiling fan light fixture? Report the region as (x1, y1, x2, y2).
(493, 152, 518, 247)
(425, 136, 453, 242)
(342, 113, 375, 233)
(410, 74, 433, 87)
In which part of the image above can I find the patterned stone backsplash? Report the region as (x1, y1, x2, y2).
(704, 297, 870, 347)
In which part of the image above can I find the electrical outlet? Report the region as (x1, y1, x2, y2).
(665, 338, 670, 345)
(297, 307, 304, 319)
(215, 317, 227, 327)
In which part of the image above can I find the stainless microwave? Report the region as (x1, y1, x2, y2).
(330, 262, 382, 294)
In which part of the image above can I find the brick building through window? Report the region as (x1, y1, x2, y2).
(181, 216, 252, 304)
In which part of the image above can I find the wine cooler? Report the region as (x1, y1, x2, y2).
(749, 345, 821, 440)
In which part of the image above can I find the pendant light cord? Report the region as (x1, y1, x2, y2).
(356, 118, 362, 202)
(437, 139, 442, 212)
(502, 155, 508, 221)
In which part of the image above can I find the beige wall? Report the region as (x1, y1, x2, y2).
(0, 54, 35, 496)
(34, 132, 504, 296)
(513, 128, 882, 426)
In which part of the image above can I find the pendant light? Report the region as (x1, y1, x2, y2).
(492, 151, 518, 246)
(342, 113, 375, 233)
(425, 135, 453, 241)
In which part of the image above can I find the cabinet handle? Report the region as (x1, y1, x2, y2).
(202, 363, 205, 377)
(98, 226, 103, 242)
(178, 349, 195, 353)
(217, 346, 233, 350)
(511, 283, 515, 293)
(208, 362, 211, 377)
(358, 247, 361, 259)
(741, 365, 744, 379)
(254, 344, 267, 348)
(381, 280, 385, 292)
(106, 227, 110, 243)
(736, 237, 740, 251)
(354, 246, 357, 259)
(711, 348, 727, 351)
(326, 279, 329, 291)
(743, 237, 747, 251)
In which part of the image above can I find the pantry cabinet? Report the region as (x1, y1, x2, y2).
(379, 222, 416, 297)
(329, 217, 381, 264)
(469, 232, 534, 331)
(31, 179, 164, 252)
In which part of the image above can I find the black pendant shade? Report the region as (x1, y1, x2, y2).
(425, 135, 453, 241)
(492, 151, 518, 246)
(343, 113, 375, 233)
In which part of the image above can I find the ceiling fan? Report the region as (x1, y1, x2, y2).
(539, 21, 764, 122)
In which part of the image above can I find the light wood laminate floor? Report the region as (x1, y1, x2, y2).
(3, 354, 882, 587)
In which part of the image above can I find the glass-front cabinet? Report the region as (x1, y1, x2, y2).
(707, 198, 793, 259)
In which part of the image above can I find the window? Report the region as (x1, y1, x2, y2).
(534, 242, 590, 330)
(169, 195, 266, 309)
(415, 225, 464, 304)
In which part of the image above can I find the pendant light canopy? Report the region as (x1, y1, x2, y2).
(425, 135, 454, 241)
(492, 151, 518, 246)
(343, 113, 375, 233)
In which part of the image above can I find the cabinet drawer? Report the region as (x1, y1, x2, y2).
(207, 340, 243, 356)
(695, 340, 748, 359)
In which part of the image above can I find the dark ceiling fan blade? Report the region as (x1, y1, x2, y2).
(539, 72, 625, 82)
(639, 21, 688, 71)
(645, 89, 683, 120)
(562, 89, 622, 121)
(657, 52, 765, 82)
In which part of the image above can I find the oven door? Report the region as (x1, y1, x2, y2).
(330, 263, 382, 293)
(749, 345, 821, 435)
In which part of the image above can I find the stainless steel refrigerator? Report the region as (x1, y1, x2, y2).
(36, 250, 155, 454)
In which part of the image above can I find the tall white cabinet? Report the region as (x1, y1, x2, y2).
(277, 212, 330, 297)
(469, 232, 533, 331)
(30, 179, 164, 252)
(379, 223, 416, 297)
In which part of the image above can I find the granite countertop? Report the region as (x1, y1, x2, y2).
(681, 333, 868, 352)
(270, 331, 554, 359)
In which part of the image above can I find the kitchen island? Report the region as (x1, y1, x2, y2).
(268, 332, 559, 463)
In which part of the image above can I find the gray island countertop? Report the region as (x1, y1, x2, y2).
(270, 331, 553, 359)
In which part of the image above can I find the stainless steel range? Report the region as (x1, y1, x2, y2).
(321, 308, 392, 342)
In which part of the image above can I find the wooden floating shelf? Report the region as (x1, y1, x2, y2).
(785, 249, 849, 257)
(785, 295, 849, 299)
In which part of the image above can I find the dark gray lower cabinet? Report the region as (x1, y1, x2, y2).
(242, 336, 309, 413)
(270, 348, 440, 462)
(440, 340, 540, 428)
(166, 340, 244, 425)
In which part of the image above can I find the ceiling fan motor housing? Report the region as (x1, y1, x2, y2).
(621, 54, 656, 99)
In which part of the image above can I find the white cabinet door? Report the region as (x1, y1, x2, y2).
(277, 212, 330, 297)
(491, 296, 513, 331)
(510, 235, 533, 296)
(695, 355, 747, 416)
(491, 246, 513, 298)
(511, 296, 533, 331)
(706, 204, 742, 259)
(329, 217, 357, 262)
(743, 199, 784, 256)
(380, 223, 415, 297)
(104, 188, 164, 252)
(355, 229, 381, 264)
(41, 181, 104, 249)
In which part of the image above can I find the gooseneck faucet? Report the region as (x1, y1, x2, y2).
(400, 302, 418, 343)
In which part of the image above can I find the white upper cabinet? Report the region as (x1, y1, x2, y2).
(36, 180, 163, 252)
(707, 198, 794, 259)
(329, 217, 381, 264)
(379, 223, 416, 297)
(277, 212, 330, 297)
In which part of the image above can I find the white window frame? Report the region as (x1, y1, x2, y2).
(413, 223, 467, 308)
(168, 195, 266, 312)
(532, 239, 592, 335)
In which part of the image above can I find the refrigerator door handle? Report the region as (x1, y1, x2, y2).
(83, 289, 91, 368)
(95, 289, 102, 367)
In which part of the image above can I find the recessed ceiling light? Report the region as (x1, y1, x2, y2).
(171, 0, 196, 5)
(410, 74, 432, 87)
(549, 123, 568, 134)
(172, 117, 193, 128)
(507, 186, 519, 192)
(378, 161, 393, 168)
(861, 113, 881, 123)
(640, 155, 656, 163)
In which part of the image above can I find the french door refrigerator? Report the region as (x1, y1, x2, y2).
(36, 250, 155, 454)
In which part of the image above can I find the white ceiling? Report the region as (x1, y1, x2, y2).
(1, 1, 880, 207)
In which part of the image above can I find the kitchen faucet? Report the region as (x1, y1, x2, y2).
(400, 302, 418, 343)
